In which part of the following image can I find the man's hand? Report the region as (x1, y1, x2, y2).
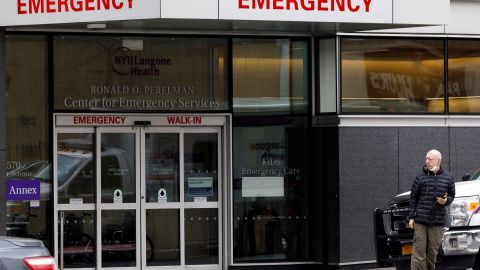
(409, 219, 415, 229)
(437, 192, 448, 205)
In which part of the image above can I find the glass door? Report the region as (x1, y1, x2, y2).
(182, 130, 221, 270)
(55, 128, 97, 269)
(97, 127, 140, 270)
(141, 128, 182, 269)
(55, 125, 222, 270)
(141, 128, 222, 270)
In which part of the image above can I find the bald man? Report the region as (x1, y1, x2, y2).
(408, 149, 455, 270)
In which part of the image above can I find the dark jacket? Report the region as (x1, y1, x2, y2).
(408, 166, 455, 226)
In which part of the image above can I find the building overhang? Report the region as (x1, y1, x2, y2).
(1, 0, 449, 35)
(4, 19, 439, 36)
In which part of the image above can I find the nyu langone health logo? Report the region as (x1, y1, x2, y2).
(6, 179, 40, 201)
(111, 47, 173, 77)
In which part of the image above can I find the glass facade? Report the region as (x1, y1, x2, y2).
(232, 118, 310, 262)
(232, 39, 310, 262)
(448, 39, 480, 113)
(233, 39, 309, 114)
(54, 36, 229, 112)
(13, 33, 480, 268)
(5, 35, 50, 246)
(341, 38, 445, 113)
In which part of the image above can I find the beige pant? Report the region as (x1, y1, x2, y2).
(411, 223, 444, 270)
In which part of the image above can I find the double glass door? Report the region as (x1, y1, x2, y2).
(54, 126, 222, 270)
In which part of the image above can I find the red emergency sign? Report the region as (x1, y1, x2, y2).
(167, 116, 202, 125)
(73, 116, 126, 125)
(17, 0, 133, 14)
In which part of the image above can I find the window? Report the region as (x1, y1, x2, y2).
(232, 38, 310, 263)
(448, 39, 480, 113)
(341, 38, 445, 113)
(232, 117, 310, 262)
(233, 39, 308, 114)
(5, 35, 49, 246)
(57, 133, 94, 204)
(54, 36, 229, 112)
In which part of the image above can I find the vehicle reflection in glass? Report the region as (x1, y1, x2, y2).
(6, 160, 50, 242)
(7, 133, 136, 268)
(57, 135, 95, 204)
(7, 160, 48, 179)
(52, 134, 135, 204)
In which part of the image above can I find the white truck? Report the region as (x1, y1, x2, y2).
(374, 171, 480, 270)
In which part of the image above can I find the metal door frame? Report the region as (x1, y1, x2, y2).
(140, 127, 222, 270)
(54, 126, 96, 270)
(96, 127, 141, 270)
(53, 114, 231, 270)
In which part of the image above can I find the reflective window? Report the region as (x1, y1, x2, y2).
(184, 133, 218, 202)
(101, 210, 136, 267)
(341, 38, 445, 113)
(145, 133, 179, 203)
(185, 208, 218, 265)
(57, 133, 95, 204)
(59, 210, 95, 268)
(5, 35, 50, 247)
(54, 36, 229, 111)
(448, 40, 480, 113)
(233, 39, 308, 114)
(146, 209, 180, 266)
(101, 133, 136, 203)
(232, 116, 310, 262)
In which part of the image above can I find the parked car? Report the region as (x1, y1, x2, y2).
(0, 236, 56, 269)
(374, 170, 480, 270)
